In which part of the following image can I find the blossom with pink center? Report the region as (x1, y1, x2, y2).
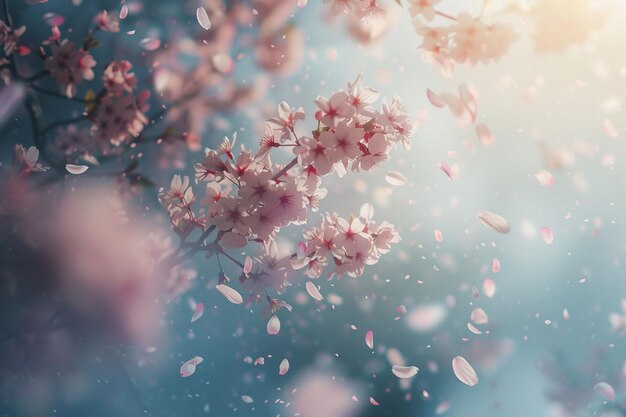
(267, 101, 305, 141)
(407, 0, 441, 21)
(318, 121, 363, 167)
(0, 21, 26, 55)
(347, 74, 379, 116)
(270, 180, 306, 226)
(195, 149, 228, 182)
(93, 10, 120, 32)
(14, 144, 48, 174)
(89, 91, 149, 147)
(334, 216, 372, 257)
(243, 204, 280, 241)
(103, 60, 137, 96)
(44, 40, 96, 97)
(212, 197, 250, 234)
(352, 132, 388, 171)
(295, 136, 334, 176)
(239, 170, 278, 208)
(201, 182, 233, 218)
(315, 91, 353, 128)
(159, 175, 195, 219)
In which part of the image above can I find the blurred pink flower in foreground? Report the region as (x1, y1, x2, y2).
(286, 370, 364, 417)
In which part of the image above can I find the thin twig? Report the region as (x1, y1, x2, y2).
(271, 157, 298, 181)
(435, 10, 458, 21)
(219, 249, 244, 269)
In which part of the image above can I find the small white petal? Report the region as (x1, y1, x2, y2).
(305, 281, 324, 301)
(478, 211, 510, 234)
(385, 171, 407, 186)
(365, 330, 374, 349)
(594, 382, 615, 401)
(391, 365, 419, 379)
(215, 284, 243, 304)
(65, 164, 89, 174)
(452, 356, 478, 386)
(279, 358, 290, 375)
(190, 303, 204, 323)
(196, 7, 211, 30)
(267, 315, 281, 335)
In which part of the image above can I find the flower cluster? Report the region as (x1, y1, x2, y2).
(409, 1, 517, 73)
(159, 75, 412, 309)
(44, 39, 96, 98)
(0, 20, 26, 56)
(322, 0, 394, 44)
(89, 61, 150, 148)
(294, 206, 400, 279)
(153, 0, 305, 146)
(14, 144, 48, 174)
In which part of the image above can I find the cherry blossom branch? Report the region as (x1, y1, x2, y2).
(217, 248, 244, 269)
(271, 157, 298, 181)
(435, 10, 458, 21)
(160, 225, 217, 269)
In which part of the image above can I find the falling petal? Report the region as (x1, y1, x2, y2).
(478, 211, 510, 234)
(476, 123, 495, 145)
(279, 358, 290, 375)
(483, 278, 496, 298)
(452, 356, 479, 386)
(267, 315, 281, 335)
(196, 7, 211, 30)
(359, 203, 374, 220)
(467, 323, 482, 335)
(215, 284, 243, 304)
(534, 170, 554, 187)
(492, 258, 500, 273)
(391, 365, 419, 379)
(297, 0, 308, 7)
(305, 281, 324, 301)
(211, 54, 234, 74)
(435, 401, 451, 415)
(540, 227, 554, 244)
(439, 162, 454, 181)
(180, 356, 203, 377)
(369, 397, 379, 406)
(365, 330, 374, 349)
(241, 395, 254, 403)
(594, 382, 615, 401)
(191, 303, 204, 323)
(139, 38, 161, 51)
(65, 164, 89, 175)
(563, 308, 570, 320)
(434, 228, 443, 242)
(43, 13, 64, 26)
(119, 4, 129, 19)
(243, 256, 252, 275)
(385, 171, 407, 186)
(427, 89, 446, 107)
(470, 308, 489, 325)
